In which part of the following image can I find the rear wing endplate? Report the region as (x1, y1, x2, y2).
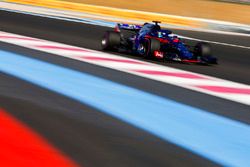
(114, 23, 142, 32)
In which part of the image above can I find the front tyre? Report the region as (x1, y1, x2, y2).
(194, 42, 217, 64)
(101, 31, 121, 50)
(194, 42, 212, 57)
(143, 38, 161, 59)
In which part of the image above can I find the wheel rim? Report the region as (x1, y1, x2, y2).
(101, 38, 107, 47)
(138, 44, 146, 55)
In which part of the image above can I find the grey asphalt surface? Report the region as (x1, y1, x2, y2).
(0, 10, 249, 167)
(1, 10, 250, 84)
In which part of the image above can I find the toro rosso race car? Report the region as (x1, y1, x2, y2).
(101, 21, 217, 64)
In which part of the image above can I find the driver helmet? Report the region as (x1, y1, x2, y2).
(157, 32, 163, 38)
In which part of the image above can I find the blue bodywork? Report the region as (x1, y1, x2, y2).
(118, 23, 193, 59)
(116, 23, 217, 64)
(167, 34, 194, 59)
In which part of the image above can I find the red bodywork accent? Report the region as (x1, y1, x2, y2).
(182, 59, 200, 63)
(173, 38, 180, 43)
(154, 51, 164, 59)
(114, 25, 120, 32)
(145, 35, 169, 43)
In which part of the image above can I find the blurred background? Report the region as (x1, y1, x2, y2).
(60, 0, 250, 24)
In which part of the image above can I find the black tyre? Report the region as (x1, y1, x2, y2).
(143, 38, 161, 59)
(194, 42, 212, 57)
(101, 31, 121, 50)
(194, 42, 218, 64)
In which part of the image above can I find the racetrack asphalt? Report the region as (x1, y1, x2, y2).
(1, 10, 250, 84)
(0, 10, 249, 166)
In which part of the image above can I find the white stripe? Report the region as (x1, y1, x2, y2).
(177, 35, 250, 49)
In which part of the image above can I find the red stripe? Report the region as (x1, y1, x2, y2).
(36, 45, 90, 52)
(0, 35, 41, 41)
(182, 59, 200, 63)
(196, 86, 250, 94)
(0, 108, 78, 167)
(133, 70, 208, 79)
(79, 56, 146, 64)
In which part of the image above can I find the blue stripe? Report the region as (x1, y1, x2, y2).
(1, 50, 250, 166)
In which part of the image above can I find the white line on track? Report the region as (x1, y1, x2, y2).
(177, 35, 250, 49)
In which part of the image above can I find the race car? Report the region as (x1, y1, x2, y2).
(101, 21, 217, 64)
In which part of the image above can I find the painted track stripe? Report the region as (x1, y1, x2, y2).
(133, 69, 208, 79)
(79, 56, 146, 64)
(178, 35, 250, 50)
(0, 31, 250, 105)
(1, 50, 250, 167)
(196, 86, 250, 94)
(0, 108, 78, 167)
(0, 35, 41, 41)
(35, 45, 91, 52)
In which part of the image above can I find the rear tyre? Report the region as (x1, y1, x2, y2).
(101, 31, 121, 50)
(143, 38, 161, 59)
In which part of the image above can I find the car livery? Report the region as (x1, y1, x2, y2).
(101, 21, 217, 64)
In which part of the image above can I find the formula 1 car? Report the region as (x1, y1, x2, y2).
(101, 21, 217, 64)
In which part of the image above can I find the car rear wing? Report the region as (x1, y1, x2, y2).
(114, 23, 142, 32)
